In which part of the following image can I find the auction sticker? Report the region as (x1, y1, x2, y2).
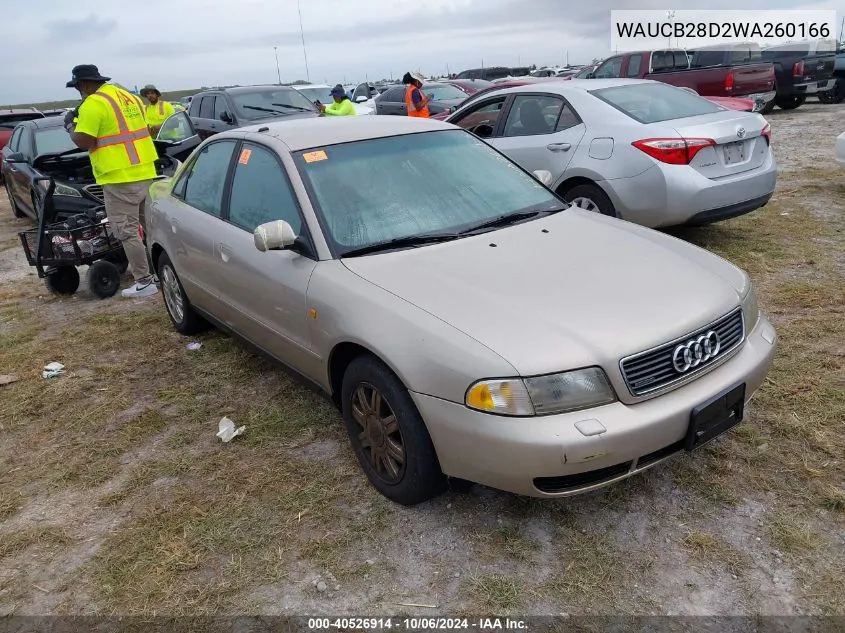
(239, 148, 252, 164)
(303, 150, 328, 163)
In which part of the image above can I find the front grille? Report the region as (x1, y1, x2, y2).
(83, 184, 104, 202)
(620, 308, 745, 396)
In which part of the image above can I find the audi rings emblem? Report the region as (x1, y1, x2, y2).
(672, 331, 721, 373)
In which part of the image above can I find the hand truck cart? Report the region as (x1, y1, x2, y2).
(17, 176, 130, 299)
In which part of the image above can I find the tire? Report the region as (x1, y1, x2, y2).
(758, 100, 776, 115)
(775, 95, 806, 110)
(157, 251, 208, 335)
(45, 266, 80, 295)
(86, 260, 121, 299)
(341, 355, 447, 505)
(562, 183, 617, 217)
(818, 79, 844, 104)
(4, 182, 26, 219)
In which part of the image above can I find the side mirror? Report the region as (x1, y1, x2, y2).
(5, 152, 26, 163)
(220, 112, 233, 124)
(533, 170, 553, 186)
(254, 220, 297, 252)
(354, 95, 369, 103)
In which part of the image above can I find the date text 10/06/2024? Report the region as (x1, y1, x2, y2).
(308, 618, 529, 631)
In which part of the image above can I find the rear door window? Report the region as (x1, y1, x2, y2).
(381, 87, 406, 103)
(199, 96, 215, 119)
(17, 129, 33, 157)
(594, 56, 623, 78)
(7, 127, 22, 151)
(626, 54, 643, 77)
(178, 140, 235, 216)
(503, 95, 565, 137)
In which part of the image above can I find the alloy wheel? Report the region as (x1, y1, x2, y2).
(568, 196, 601, 213)
(351, 382, 406, 484)
(161, 265, 185, 323)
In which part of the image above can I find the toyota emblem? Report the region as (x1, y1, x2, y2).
(736, 126, 746, 139)
(672, 331, 721, 373)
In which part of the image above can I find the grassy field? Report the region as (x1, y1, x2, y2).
(0, 103, 842, 617)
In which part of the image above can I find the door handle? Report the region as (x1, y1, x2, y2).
(218, 243, 232, 263)
(547, 142, 571, 152)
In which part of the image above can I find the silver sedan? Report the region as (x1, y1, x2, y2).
(446, 79, 777, 228)
(146, 116, 777, 505)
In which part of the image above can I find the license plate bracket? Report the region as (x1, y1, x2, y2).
(685, 383, 746, 452)
(723, 141, 745, 165)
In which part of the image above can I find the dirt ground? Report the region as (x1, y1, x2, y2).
(0, 103, 843, 618)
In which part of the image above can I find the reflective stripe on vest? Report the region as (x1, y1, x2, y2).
(404, 85, 430, 118)
(91, 90, 152, 165)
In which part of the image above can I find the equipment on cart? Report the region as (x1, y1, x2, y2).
(18, 177, 129, 298)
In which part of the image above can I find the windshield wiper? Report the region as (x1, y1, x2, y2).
(341, 233, 461, 258)
(243, 105, 288, 116)
(271, 103, 314, 113)
(458, 207, 565, 235)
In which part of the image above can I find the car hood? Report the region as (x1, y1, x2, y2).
(342, 210, 747, 377)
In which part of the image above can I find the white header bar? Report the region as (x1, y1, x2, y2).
(610, 10, 838, 52)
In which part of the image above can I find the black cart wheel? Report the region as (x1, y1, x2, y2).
(45, 266, 80, 295)
(87, 260, 121, 299)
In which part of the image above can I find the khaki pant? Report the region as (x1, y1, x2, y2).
(102, 181, 154, 285)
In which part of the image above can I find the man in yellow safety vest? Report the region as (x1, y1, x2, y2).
(65, 65, 160, 298)
(140, 84, 175, 137)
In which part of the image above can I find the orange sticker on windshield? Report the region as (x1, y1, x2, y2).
(238, 149, 252, 164)
(303, 150, 328, 163)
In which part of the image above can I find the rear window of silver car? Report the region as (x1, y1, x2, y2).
(590, 83, 724, 124)
(294, 130, 561, 255)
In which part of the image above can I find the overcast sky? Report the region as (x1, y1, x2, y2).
(2, 0, 841, 104)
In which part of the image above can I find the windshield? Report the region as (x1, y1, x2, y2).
(297, 87, 334, 104)
(591, 82, 723, 124)
(34, 128, 80, 156)
(231, 89, 316, 120)
(422, 84, 468, 101)
(294, 130, 561, 256)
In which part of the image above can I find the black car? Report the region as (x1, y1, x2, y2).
(761, 41, 837, 110)
(1, 117, 183, 221)
(188, 85, 319, 140)
(374, 82, 469, 116)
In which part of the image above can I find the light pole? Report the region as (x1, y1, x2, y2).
(273, 46, 281, 84)
(667, 10, 675, 48)
(297, 0, 311, 82)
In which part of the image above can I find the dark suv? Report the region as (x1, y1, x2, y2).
(188, 86, 319, 139)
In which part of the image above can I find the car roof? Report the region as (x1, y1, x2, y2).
(240, 116, 455, 151)
(481, 78, 653, 96)
(11, 116, 63, 130)
(292, 84, 330, 89)
(196, 85, 298, 95)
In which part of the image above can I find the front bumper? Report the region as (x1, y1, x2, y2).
(413, 314, 777, 498)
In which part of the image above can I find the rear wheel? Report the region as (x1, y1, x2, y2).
(775, 95, 806, 110)
(758, 99, 776, 115)
(818, 79, 844, 104)
(157, 252, 208, 335)
(4, 182, 26, 219)
(562, 184, 617, 218)
(86, 260, 121, 299)
(45, 266, 80, 296)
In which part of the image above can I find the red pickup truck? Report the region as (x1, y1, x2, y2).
(589, 46, 776, 113)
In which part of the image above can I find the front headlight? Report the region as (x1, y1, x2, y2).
(39, 180, 82, 197)
(465, 367, 617, 417)
(741, 281, 759, 331)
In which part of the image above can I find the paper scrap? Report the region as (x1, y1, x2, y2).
(42, 362, 65, 379)
(186, 342, 202, 351)
(216, 416, 246, 443)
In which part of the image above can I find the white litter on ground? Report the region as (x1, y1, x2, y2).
(216, 416, 246, 442)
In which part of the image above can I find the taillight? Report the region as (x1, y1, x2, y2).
(792, 60, 804, 78)
(632, 138, 716, 165)
(724, 71, 734, 92)
(761, 122, 771, 145)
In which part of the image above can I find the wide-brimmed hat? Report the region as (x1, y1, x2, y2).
(330, 84, 346, 98)
(66, 64, 111, 88)
(141, 84, 161, 97)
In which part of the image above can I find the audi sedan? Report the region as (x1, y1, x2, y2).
(146, 116, 777, 505)
(446, 79, 777, 227)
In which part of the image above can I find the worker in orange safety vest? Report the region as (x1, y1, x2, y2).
(65, 64, 160, 298)
(403, 71, 431, 118)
